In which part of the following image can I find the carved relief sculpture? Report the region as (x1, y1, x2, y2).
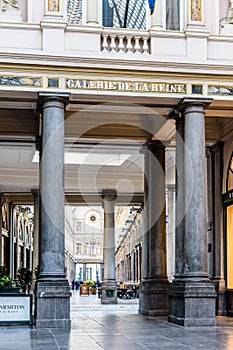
(227, 0, 233, 23)
(191, 0, 202, 21)
(1, 0, 19, 11)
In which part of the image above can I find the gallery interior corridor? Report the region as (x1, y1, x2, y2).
(1, 291, 233, 349)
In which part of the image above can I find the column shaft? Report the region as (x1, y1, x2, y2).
(148, 142, 167, 279)
(139, 141, 169, 316)
(101, 189, 118, 304)
(36, 94, 70, 329)
(175, 117, 185, 276)
(141, 146, 149, 280)
(40, 98, 65, 278)
(212, 143, 226, 315)
(32, 191, 39, 282)
(184, 104, 208, 277)
(168, 99, 217, 327)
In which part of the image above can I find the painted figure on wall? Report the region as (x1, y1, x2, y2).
(227, 0, 233, 23)
(48, 0, 59, 12)
(191, 0, 202, 21)
(1, 0, 18, 10)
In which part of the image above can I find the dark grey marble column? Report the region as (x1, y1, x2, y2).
(139, 141, 169, 316)
(174, 116, 185, 277)
(35, 93, 71, 329)
(212, 143, 226, 316)
(101, 189, 118, 304)
(32, 190, 39, 283)
(206, 148, 214, 279)
(168, 98, 217, 327)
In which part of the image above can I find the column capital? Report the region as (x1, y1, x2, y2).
(177, 98, 213, 112)
(102, 189, 117, 202)
(38, 92, 70, 111)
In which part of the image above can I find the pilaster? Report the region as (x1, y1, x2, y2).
(150, 0, 164, 30)
(185, 0, 209, 61)
(101, 189, 118, 304)
(40, 0, 66, 53)
(85, 0, 101, 26)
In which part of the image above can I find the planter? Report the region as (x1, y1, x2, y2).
(89, 286, 97, 295)
(80, 285, 89, 296)
(0, 293, 32, 325)
(0, 287, 21, 294)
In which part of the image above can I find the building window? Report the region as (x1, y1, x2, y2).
(76, 243, 81, 255)
(103, 0, 146, 29)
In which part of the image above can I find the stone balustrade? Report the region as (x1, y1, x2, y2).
(101, 29, 150, 54)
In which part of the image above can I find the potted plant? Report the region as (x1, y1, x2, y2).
(86, 280, 96, 295)
(16, 267, 32, 294)
(0, 266, 20, 294)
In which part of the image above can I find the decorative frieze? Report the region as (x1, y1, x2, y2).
(208, 85, 233, 96)
(0, 76, 42, 87)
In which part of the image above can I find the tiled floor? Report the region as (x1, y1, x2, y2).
(1, 291, 233, 349)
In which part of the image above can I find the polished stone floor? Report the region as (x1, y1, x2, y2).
(1, 291, 233, 349)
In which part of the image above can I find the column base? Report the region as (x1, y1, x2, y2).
(101, 280, 118, 304)
(168, 279, 217, 326)
(212, 278, 226, 316)
(35, 279, 71, 328)
(139, 278, 169, 316)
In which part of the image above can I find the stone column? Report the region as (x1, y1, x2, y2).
(32, 190, 39, 283)
(101, 189, 118, 304)
(35, 93, 71, 329)
(86, 0, 101, 26)
(139, 141, 169, 316)
(168, 98, 217, 327)
(206, 148, 214, 278)
(212, 143, 226, 315)
(175, 116, 185, 277)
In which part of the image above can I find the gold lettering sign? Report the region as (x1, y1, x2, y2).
(66, 79, 187, 94)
